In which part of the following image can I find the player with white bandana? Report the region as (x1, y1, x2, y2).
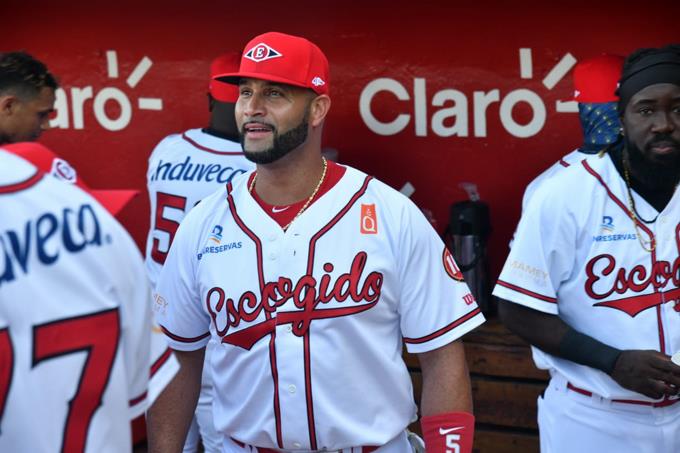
(494, 44, 680, 452)
(0, 147, 170, 452)
(147, 32, 484, 453)
(145, 53, 255, 453)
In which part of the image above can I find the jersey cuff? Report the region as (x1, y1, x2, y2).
(147, 347, 180, 405)
(493, 281, 559, 315)
(128, 391, 149, 420)
(160, 325, 211, 351)
(404, 308, 485, 354)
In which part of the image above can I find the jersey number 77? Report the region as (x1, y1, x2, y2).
(0, 308, 120, 452)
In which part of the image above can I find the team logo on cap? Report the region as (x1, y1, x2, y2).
(311, 77, 325, 87)
(244, 43, 282, 63)
(51, 158, 77, 184)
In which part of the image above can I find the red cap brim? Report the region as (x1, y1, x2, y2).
(215, 71, 321, 93)
(90, 189, 139, 215)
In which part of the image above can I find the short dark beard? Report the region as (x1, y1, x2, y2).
(625, 135, 680, 190)
(241, 109, 310, 165)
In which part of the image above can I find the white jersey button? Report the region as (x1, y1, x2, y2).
(288, 384, 296, 394)
(293, 442, 302, 448)
(268, 233, 277, 242)
(268, 252, 278, 260)
(286, 325, 292, 332)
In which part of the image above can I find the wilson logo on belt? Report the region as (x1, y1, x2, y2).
(360, 203, 378, 234)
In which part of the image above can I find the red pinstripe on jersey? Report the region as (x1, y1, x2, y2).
(159, 325, 210, 343)
(496, 280, 557, 303)
(182, 132, 245, 155)
(0, 170, 42, 194)
(302, 175, 373, 449)
(227, 181, 283, 448)
(150, 347, 173, 378)
(403, 308, 482, 344)
(581, 159, 666, 353)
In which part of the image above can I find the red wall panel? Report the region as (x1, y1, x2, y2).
(5, 0, 678, 277)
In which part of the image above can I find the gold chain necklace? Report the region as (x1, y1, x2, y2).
(249, 157, 328, 231)
(622, 150, 656, 253)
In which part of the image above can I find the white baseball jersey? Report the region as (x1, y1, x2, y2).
(521, 149, 584, 211)
(145, 128, 255, 288)
(0, 151, 157, 452)
(155, 164, 485, 451)
(518, 148, 584, 369)
(494, 152, 680, 402)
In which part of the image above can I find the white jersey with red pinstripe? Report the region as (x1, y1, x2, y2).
(145, 127, 254, 452)
(0, 150, 161, 453)
(154, 164, 484, 451)
(521, 149, 583, 211)
(493, 152, 680, 402)
(145, 128, 255, 289)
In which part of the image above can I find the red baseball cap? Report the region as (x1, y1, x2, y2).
(209, 53, 241, 102)
(3, 142, 138, 216)
(215, 31, 330, 95)
(573, 54, 625, 103)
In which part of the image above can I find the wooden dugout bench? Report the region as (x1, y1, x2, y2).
(405, 319, 549, 453)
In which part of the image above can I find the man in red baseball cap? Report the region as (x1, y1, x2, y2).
(149, 31, 483, 453)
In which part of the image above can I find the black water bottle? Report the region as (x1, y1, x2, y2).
(445, 186, 493, 315)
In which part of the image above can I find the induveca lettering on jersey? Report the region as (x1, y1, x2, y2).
(150, 157, 247, 183)
(0, 204, 103, 286)
(584, 236, 680, 316)
(206, 252, 383, 349)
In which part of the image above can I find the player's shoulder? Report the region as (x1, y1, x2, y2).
(526, 152, 612, 215)
(179, 170, 251, 226)
(153, 130, 189, 149)
(0, 149, 37, 182)
(342, 164, 423, 219)
(343, 165, 407, 201)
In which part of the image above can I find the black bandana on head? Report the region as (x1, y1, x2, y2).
(616, 52, 680, 113)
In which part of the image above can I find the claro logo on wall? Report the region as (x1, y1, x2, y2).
(50, 51, 163, 131)
(359, 49, 578, 138)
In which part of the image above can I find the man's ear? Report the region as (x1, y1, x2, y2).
(0, 95, 18, 116)
(309, 94, 331, 128)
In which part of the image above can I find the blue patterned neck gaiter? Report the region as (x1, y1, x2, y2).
(578, 102, 621, 153)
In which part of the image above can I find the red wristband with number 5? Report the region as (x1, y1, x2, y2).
(421, 412, 475, 453)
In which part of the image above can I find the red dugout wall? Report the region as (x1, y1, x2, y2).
(5, 0, 678, 277)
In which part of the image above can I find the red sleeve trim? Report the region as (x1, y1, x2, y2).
(160, 325, 210, 343)
(496, 280, 557, 303)
(403, 308, 482, 344)
(0, 170, 43, 194)
(149, 347, 173, 378)
(182, 132, 244, 155)
(128, 391, 147, 407)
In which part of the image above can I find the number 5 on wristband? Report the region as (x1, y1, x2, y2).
(420, 412, 475, 453)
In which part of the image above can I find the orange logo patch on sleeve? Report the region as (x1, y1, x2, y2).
(360, 204, 378, 234)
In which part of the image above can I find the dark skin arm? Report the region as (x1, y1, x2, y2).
(498, 300, 680, 399)
(147, 348, 205, 453)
